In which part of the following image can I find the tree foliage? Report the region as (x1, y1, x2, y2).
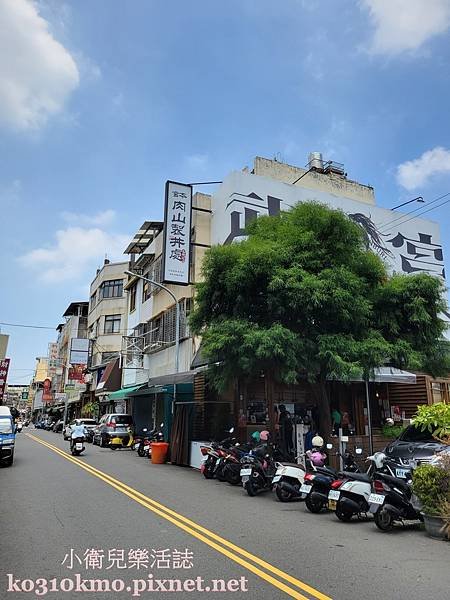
(190, 202, 448, 434)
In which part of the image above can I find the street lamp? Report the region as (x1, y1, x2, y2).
(390, 196, 424, 211)
(124, 271, 180, 407)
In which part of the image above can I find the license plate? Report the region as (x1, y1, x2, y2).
(272, 475, 281, 483)
(75, 443, 83, 450)
(300, 483, 312, 494)
(328, 500, 337, 510)
(240, 468, 252, 476)
(396, 468, 409, 479)
(368, 493, 385, 505)
(328, 490, 340, 501)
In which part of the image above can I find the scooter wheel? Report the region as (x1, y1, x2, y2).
(335, 506, 353, 522)
(276, 484, 294, 502)
(374, 509, 394, 531)
(110, 446, 117, 451)
(202, 467, 214, 479)
(244, 479, 257, 497)
(138, 447, 145, 457)
(305, 494, 324, 513)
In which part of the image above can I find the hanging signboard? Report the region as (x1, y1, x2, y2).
(162, 181, 192, 285)
(0, 358, 11, 402)
(69, 338, 89, 365)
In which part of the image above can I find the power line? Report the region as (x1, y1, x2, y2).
(0, 322, 55, 330)
(377, 191, 450, 232)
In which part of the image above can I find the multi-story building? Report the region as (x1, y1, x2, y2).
(86, 259, 129, 412)
(3, 384, 30, 414)
(30, 356, 51, 418)
(108, 154, 446, 462)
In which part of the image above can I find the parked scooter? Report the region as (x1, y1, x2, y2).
(368, 470, 422, 531)
(240, 431, 279, 496)
(303, 445, 363, 513)
(329, 452, 395, 521)
(200, 428, 237, 479)
(135, 424, 165, 458)
(272, 436, 328, 502)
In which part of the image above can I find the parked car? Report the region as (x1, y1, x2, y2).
(63, 419, 98, 441)
(52, 419, 64, 433)
(383, 424, 448, 479)
(92, 414, 134, 447)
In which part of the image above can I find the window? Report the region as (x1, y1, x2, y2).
(129, 283, 137, 312)
(142, 258, 163, 302)
(90, 292, 97, 310)
(145, 298, 192, 352)
(100, 279, 123, 299)
(104, 314, 121, 334)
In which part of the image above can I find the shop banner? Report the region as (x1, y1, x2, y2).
(0, 358, 11, 402)
(162, 181, 192, 285)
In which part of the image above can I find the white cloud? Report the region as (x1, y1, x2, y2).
(397, 147, 450, 190)
(0, 0, 80, 131)
(61, 209, 116, 227)
(19, 225, 129, 283)
(361, 0, 450, 55)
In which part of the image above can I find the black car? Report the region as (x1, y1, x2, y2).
(383, 424, 448, 479)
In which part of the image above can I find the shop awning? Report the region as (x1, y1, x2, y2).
(95, 359, 122, 396)
(107, 384, 147, 401)
(350, 367, 416, 384)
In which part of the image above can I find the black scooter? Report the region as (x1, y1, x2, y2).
(368, 472, 423, 531)
(70, 436, 85, 456)
(303, 448, 362, 513)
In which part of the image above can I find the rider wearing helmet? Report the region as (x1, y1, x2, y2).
(70, 419, 87, 450)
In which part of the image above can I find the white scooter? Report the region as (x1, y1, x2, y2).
(328, 452, 394, 521)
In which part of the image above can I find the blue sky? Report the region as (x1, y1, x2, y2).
(1, 0, 450, 384)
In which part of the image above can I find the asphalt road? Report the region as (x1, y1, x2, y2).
(0, 429, 448, 600)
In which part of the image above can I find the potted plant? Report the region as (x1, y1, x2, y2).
(412, 454, 450, 540)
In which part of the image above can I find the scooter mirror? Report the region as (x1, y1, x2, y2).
(143, 428, 148, 432)
(229, 427, 235, 434)
(326, 443, 333, 450)
(160, 423, 164, 427)
(355, 448, 363, 455)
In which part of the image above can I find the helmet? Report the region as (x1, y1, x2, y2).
(75, 419, 82, 426)
(251, 431, 261, 442)
(385, 418, 394, 426)
(260, 430, 270, 441)
(309, 450, 326, 467)
(312, 435, 324, 448)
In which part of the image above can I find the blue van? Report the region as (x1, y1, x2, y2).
(0, 406, 16, 466)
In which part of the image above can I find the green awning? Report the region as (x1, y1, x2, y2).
(107, 384, 146, 401)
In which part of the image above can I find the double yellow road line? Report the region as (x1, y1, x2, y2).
(27, 433, 331, 600)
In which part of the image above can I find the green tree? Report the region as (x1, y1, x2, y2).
(190, 202, 448, 437)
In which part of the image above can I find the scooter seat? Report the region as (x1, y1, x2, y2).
(377, 472, 411, 493)
(315, 465, 338, 476)
(342, 471, 371, 483)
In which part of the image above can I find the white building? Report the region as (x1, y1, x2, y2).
(87, 259, 129, 411)
(109, 154, 445, 454)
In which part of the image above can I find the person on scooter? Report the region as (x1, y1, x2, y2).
(70, 420, 87, 452)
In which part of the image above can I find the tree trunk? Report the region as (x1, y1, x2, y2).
(311, 379, 332, 441)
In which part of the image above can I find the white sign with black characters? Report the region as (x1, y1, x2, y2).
(211, 171, 445, 279)
(162, 181, 192, 285)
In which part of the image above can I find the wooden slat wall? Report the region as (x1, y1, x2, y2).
(387, 375, 429, 418)
(193, 373, 206, 439)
